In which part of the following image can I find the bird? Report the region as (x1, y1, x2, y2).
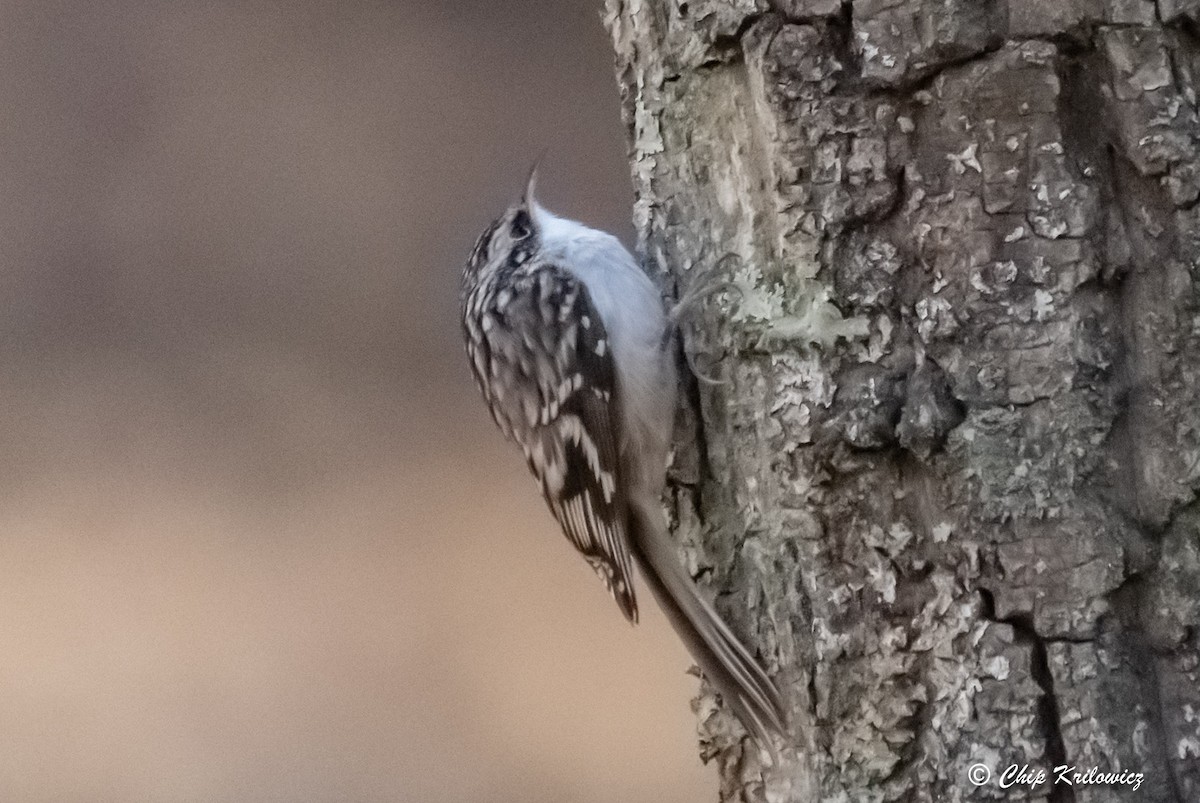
(460, 166, 786, 755)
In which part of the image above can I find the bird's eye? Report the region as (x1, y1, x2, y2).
(510, 209, 532, 240)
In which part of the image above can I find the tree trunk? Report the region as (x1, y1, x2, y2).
(604, 2, 1200, 800)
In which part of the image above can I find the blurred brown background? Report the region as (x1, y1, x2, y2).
(0, 1, 714, 800)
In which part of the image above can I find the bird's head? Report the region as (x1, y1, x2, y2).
(464, 163, 543, 281)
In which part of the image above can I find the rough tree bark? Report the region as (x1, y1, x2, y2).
(604, 1, 1200, 800)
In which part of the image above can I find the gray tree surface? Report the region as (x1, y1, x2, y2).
(603, 1, 1200, 800)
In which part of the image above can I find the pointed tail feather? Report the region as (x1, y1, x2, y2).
(628, 496, 787, 758)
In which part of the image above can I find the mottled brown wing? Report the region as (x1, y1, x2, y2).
(463, 261, 638, 622)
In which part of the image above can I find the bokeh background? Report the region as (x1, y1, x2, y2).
(0, 1, 714, 800)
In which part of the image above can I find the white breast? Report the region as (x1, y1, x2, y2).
(531, 204, 677, 490)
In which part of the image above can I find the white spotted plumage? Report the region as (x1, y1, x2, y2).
(460, 169, 787, 755)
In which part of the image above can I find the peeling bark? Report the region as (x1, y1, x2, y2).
(604, 1, 1200, 800)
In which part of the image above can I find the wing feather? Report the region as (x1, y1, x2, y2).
(466, 262, 637, 622)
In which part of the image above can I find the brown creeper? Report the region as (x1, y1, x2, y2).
(460, 169, 786, 754)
